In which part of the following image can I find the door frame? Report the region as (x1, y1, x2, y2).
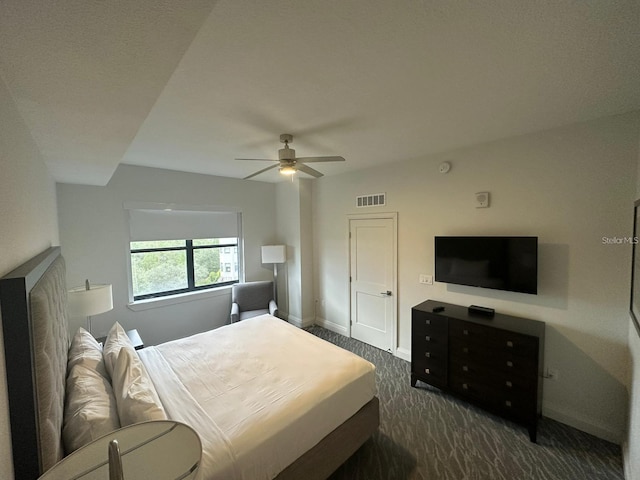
(347, 212, 398, 354)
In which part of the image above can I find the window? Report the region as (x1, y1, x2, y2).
(126, 205, 242, 301)
(130, 238, 239, 300)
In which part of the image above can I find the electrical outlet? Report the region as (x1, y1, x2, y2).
(419, 274, 433, 284)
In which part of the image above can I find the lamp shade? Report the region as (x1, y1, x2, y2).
(68, 284, 113, 317)
(261, 245, 286, 264)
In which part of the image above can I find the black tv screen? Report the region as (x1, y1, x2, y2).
(435, 236, 538, 294)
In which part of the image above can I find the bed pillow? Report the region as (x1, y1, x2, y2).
(63, 363, 121, 453)
(67, 327, 109, 379)
(103, 322, 135, 378)
(111, 345, 167, 426)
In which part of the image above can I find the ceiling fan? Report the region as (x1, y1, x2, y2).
(237, 134, 345, 180)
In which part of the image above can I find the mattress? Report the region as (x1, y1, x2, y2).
(138, 315, 376, 480)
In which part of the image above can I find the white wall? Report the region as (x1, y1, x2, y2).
(0, 74, 60, 480)
(276, 181, 300, 321)
(312, 112, 640, 443)
(275, 179, 314, 326)
(57, 164, 277, 346)
(624, 131, 640, 479)
(299, 179, 315, 324)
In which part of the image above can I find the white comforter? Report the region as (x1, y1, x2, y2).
(138, 315, 376, 480)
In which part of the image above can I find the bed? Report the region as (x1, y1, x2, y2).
(0, 247, 379, 479)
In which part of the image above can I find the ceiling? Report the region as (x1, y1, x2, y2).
(2, 1, 639, 185)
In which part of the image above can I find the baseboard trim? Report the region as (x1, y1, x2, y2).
(314, 316, 349, 336)
(622, 440, 633, 480)
(542, 403, 622, 444)
(313, 320, 410, 361)
(395, 347, 411, 362)
(287, 314, 315, 329)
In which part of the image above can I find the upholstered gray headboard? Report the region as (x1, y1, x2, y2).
(0, 247, 69, 479)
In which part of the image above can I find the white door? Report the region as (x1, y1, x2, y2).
(349, 215, 396, 352)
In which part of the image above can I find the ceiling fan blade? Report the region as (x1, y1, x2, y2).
(295, 156, 345, 163)
(236, 158, 278, 162)
(243, 164, 278, 180)
(296, 164, 324, 178)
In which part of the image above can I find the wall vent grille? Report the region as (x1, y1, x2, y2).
(356, 193, 386, 208)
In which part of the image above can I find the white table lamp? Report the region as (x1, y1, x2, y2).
(261, 245, 286, 303)
(68, 279, 113, 334)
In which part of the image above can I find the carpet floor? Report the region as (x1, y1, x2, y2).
(306, 326, 624, 480)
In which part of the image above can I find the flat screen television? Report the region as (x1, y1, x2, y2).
(435, 236, 538, 294)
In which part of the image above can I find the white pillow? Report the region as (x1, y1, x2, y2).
(68, 327, 109, 379)
(103, 322, 135, 378)
(111, 346, 167, 426)
(63, 363, 121, 453)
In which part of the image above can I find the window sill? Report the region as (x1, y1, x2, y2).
(127, 286, 232, 311)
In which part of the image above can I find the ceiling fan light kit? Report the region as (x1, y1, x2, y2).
(237, 134, 345, 180)
(279, 165, 297, 175)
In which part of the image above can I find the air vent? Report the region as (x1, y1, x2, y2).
(356, 193, 386, 208)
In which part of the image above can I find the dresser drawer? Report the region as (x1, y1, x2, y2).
(412, 359, 447, 388)
(450, 319, 538, 359)
(411, 309, 448, 389)
(450, 338, 538, 377)
(413, 347, 447, 365)
(491, 328, 538, 359)
(450, 357, 537, 396)
(412, 331, 448, 354)
(412, 310, 447, 335)
(449, 373, 536, 420)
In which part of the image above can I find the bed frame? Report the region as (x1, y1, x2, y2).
(1, 247, 68, 479)
(0, 247, 379, 480)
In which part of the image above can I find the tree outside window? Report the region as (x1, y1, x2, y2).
(130, 238, 239, 299)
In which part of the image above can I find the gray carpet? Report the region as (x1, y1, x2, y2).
(306, 326, 624, 480)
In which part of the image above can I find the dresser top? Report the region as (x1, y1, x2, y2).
(412, 299, 545, 338)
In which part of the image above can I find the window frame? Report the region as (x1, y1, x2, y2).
(130, 239, 240, 301)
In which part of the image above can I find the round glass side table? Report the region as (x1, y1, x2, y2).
(39, 421, 202, 480)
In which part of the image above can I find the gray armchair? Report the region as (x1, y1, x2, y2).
(230, 280, 278, 323)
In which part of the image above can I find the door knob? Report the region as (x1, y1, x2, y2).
(380, 291, 392, 296)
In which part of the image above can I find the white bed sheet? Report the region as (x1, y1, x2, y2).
(138, 315, 376, 480)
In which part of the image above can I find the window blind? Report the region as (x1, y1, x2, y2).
(128, 208, 240, 241)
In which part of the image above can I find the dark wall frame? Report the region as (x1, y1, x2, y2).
(630, 200, 640, 338)
(0, 247, 61, 479)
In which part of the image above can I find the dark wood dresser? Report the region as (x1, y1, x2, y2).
(411, 299, 545, 442)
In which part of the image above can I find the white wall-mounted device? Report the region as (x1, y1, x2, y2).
(438, 161, 451, 174)
(475, 192, 490, 208)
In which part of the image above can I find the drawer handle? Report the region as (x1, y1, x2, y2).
(463, 329, 469, 336)
(506, 380, 513, 388)
(425, 319, 431, 325)
(462, 383, 469, 390)
(425, 335, 431, 342)
(505, 400, 512, 407)
(506, 360, 514, 368)
(462, 365, 469, 372)
(425, 352, 431, 358)
(425, 368, 430, 374)
(506, 340, 514, 348)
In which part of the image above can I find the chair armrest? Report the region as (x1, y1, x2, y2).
(269, 299, 278, 318)
(230, 302, 240, 323)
